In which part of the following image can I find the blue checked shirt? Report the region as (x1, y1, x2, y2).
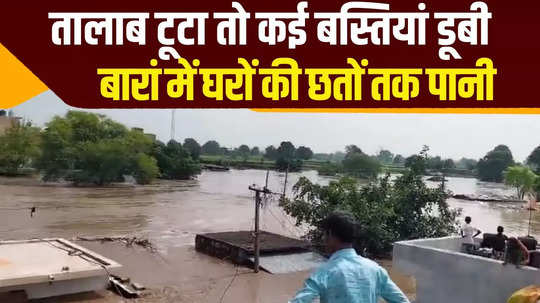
(290, 248, 410, 303)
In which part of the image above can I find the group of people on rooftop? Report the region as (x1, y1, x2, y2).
(461, 216, 530, 266)
(287, 212, 535, 303)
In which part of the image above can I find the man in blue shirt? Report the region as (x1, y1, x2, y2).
(289, 212, 410, 303)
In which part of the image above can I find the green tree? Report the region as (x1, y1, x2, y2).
(238, 144, 251, 161)
(456, 158, 478, 170)
(405, 155, 426, 174)
(443, 159, 455, 170)
(264, 145, 278, 160)
(0, 122, 41, 175)
(526, 146, 540, 173)
(133, 154, 159, 184)
(280, 170, 460, 257)
(296, 146, 314, 160)
(342, 153, 381, 179)
(426, 156, 443, 170)
(277, 141, 296, 159)
(404, 145, 430, 175)
(153, 140, 201, 180)
(276, 141, 299, 171)
(392, 154, 405, 166)
(345, 145, 363, 158)
(376, 149, 394, 164)
(504, 165, 537, 200)
(183, 138, 201, 160)
(477, 145, 515, 182)
(37, 111, 158, 185)
(201, 140, 221, 155)
(251, 146, 260, 156)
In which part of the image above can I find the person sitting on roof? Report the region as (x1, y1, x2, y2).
(493, 226, 508, 260)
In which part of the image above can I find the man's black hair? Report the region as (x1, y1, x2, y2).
(465, 216, 471, 223)
(321, 211, 356, 243)
(497, 226, 504, 233)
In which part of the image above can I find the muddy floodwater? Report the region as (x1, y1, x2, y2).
(0, 170, 537, 302)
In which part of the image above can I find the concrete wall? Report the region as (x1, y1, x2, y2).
(393, 236, 540, 303)
(0, 116, 20, 135)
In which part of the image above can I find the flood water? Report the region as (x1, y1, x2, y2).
(1, 170, 536, 302)
(0, 169, 537, 249)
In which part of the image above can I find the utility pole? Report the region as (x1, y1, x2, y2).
(170, 109, 176, 141)
(248, 184, 271, 273)
(282, 163, 289, 198)
(528, 204, 533, 237)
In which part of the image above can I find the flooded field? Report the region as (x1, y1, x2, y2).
(0, 170, 535, 244)
(0, 169, 536, 302)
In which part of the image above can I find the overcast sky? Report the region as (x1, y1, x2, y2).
(10, 90, 540, 162)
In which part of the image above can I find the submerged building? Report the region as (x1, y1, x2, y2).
(393, 236, 540, 303)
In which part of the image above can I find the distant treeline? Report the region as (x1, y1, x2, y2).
(1, 111, 539, 185)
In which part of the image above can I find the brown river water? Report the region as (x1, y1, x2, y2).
(0, 170, 537, 302)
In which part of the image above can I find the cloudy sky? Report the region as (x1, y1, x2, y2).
(10, 90, 539, 162)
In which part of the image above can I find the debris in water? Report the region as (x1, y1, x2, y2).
(75, 236, 158, 253)
(109, 275, 140, 298)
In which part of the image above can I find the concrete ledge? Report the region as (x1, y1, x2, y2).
(0, 238, 121, 299)
(393, 236, 540, 303)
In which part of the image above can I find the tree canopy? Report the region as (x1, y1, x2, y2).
(251, 146, 260, 156)
(526, 146, 540, 173)
(183, 138, 201, 160)
(201, 140, 221, 155)
(0, 122, 41, 175)
(153, 140, 201, 180)
(237, 144, 251, 160)
(342, 153, 381, 179)
(280, 169, 460, 257)
(477, 145, 515, 182)
(504, 165, 537, 200)
(264, 145, 278, 160)
(296, 146, 314, 160)
(37, 111, 159, 185)
(376, 150, 394, 164)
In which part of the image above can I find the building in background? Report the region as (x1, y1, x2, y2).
(0, 110, 21, 134)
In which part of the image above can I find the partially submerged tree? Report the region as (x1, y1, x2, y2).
(504, 165, 537, 200)
(183, 138, 201, 160)
(478, 145, 515, 182)
(296, 146, 314, 160)
(341, 153, 381, 179)
(276, 141, 300, 171)
(527, 146, 540, 174)
(376, 149, 394, 164)
(280, 170, 460, 257)
(37, 111, 159, 185)
(404, 145, 430, 175)
(153, 140, 201, 180)
(201, 140, 221, 155)
(0, 122, 41, 175)
(237, 144, 251, 161)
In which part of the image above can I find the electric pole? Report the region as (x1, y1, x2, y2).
(170, 109, 176, 141)
(248, 183, 271, 273)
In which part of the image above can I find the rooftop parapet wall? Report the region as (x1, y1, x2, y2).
(393, 236, 540, 303)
